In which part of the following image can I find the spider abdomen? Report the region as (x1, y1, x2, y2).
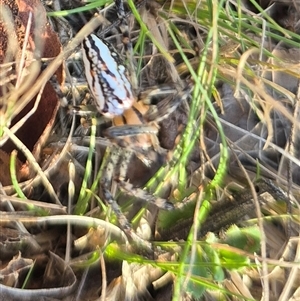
(82, 34, 135, 118)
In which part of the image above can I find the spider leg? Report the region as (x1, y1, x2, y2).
(118, 147, 133, 181)
(101, 142, 173, 231)
(104, 123, 162, 166)
(105, 136, 174, 211)
(143, 84, 192, 122)
(117, 180, 174, 210)
(100, 146, 132, 230)
(105, 124, 158, 139)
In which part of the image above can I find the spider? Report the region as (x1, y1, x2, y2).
(79, 0, 190, 234)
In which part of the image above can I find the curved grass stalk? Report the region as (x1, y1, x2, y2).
(171, 0, 229, 298)
(47, 0, 113, 17)
(3, 127, 61, 205)
(127, 0, 174, 63)
(74, 117, 97, 215)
